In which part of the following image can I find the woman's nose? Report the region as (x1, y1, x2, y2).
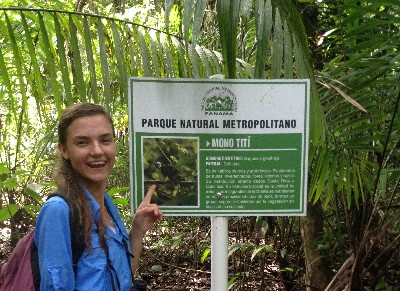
(90, 141, 104, 155)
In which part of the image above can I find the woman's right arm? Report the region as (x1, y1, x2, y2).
(34, 197, 76, 291)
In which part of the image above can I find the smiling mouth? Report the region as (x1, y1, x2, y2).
(88, 161, 106, 168)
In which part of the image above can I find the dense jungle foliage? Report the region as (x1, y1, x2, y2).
(0, 0, 399, 290)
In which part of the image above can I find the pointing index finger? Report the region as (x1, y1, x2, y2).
(143, 184, 156, 204)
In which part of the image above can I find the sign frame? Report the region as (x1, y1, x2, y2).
(128, 77, 310, 216)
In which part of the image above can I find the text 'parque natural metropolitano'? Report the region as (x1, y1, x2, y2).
(141, 118, 297, 129)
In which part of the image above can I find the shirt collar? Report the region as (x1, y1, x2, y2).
(83, 187, 105, 222)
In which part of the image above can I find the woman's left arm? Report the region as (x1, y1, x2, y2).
(129, 185, 162, 274)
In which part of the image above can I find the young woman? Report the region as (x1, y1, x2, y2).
(34, 103, 162, 290)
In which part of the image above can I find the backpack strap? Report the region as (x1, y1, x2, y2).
(31, 191, 86, 291)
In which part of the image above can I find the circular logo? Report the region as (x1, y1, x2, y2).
(201, 86, 237, 116)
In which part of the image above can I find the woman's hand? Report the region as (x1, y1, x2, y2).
(130, 185, 163, 238)
(130, 185, 162, 273)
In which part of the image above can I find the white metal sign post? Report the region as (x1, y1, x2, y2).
(211, 216, 228, 290)
(128, 77, 310, 290)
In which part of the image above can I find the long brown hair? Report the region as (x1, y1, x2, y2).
(52, 103, 115, 250)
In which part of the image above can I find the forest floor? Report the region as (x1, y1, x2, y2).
(0, 217, 303, 291)
(138, 217, 305, 291)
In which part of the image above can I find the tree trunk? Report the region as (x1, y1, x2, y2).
(300, 201, 332, 290)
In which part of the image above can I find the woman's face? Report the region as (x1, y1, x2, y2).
(58, 114, 116, 192)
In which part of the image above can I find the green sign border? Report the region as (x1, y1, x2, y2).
(128, 78, 309, 216)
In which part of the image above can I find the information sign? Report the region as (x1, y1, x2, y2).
(128, 78, 309, 215)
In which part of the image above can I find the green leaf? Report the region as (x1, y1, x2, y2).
(54, 14, 73, 105)
(149, 31, 161, 77)
(23, 204, 41, 217)
(164, 0, 174, 33)
(254, 0, 272, 79)
(25, 185, 43, 202)
(228, 243, 243, 257)
(271, 9, 283, 78)
(0, 204, 19, 222)
(108, 187, 130, 195)
(83, 16, 99, 103)
(112, 198, 129, 206)
(216, 0, 240, 78)
(69, 15, 86, 102)
(324, 153, 338, 208)
(97, 18, 111, 108)
(37, 12, 62, 114)
(4, 178, 18, 191)
(151, 264, 163, 273)
(137, 29, 152, 77)
(0, 34, 13, 99)
(191, 0, 207, 46)
(227, 275, 237, 289)
(200, 248, 210, 263)
(0, 163, 9, 175)
(280, 248, 287, 258)
(111, 20, 128, 100)
(20, 11, 45, 115)
(313, 148, 331, 204)
(183, 0, 194, 45)
(251, 245, 265, 261)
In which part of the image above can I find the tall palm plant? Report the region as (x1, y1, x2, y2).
(1, 0, 329, 287)
(312, 1, 400, 289)
(0, 6, 225, 246)
(1, 0, 399, 289)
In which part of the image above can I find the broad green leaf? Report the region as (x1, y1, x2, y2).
(37, 12, 62, 114)
(379, 169, 388, 198)
(345, 161, 352, 208)
(227, 276, 237, 290)
(149, 31, 161, 77)
(0, 44, 13, 98)
(254, 0, 272, 79)
(97, 18, 111, 108)
(183, 0, 194, 45)
(20, 12, 45, 115)
(313, 148, 331, 204)
(189, 45, 200, 78)
(251, 245, 274, 261)
(83, 16, 99, 103)
(191, 0, 207, 46)
(228, 243, 242, 257)
(151, 264, 163, 272)
(137, 29, 152, 77)
(23, 204, 41, 217)
(200, 248, 210, 263)
(324, 153, 338, 208)
(160, 34, 175, 77)
(196, 45, 211, 77)
(25, 186, 43, 202)
(54, 14, 73, 105)
(164, 0, 174, 33)
(271, 9, 283, 78)
(112, 198, 129, 206)
(112, 20, 128, 100)
(283, 22, 294, 78)
(216, 0, 240, 78)
(0, 204, 19, 222)
(4, 178, 18, 191)
(69, 15, 86, 102)
(0, 163, 9, 175)
(108, 187, 130, 195)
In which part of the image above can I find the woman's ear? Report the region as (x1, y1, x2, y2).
(58, 143, 69, 160)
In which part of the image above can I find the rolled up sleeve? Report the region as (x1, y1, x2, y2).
(34, 197, 75, 291)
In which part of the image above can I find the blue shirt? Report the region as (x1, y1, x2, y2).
(34, 189, 132, 290)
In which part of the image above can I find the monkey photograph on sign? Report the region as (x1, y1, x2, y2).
(142, 137, 199, 207)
